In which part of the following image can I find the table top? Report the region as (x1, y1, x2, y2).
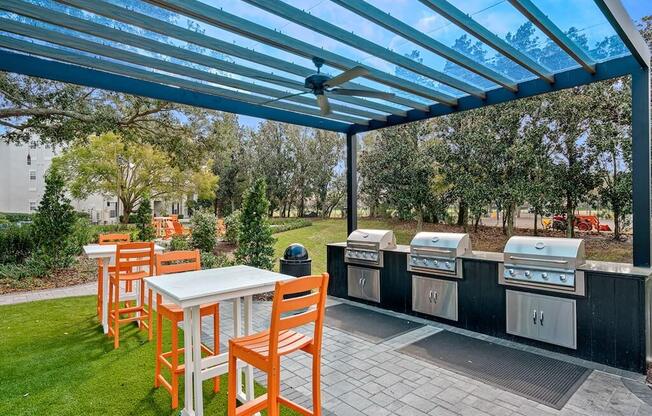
(83, 243, 164, 258)
(144, 265, 294, 307)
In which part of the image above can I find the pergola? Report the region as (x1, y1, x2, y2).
(0, 1, 650, 264)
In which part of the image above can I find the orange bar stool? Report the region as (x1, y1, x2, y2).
(108, 241, 155, 349)
(96, 233, 130, 319)
(227, 273, 329, 416)
(154, 250, 221, 409)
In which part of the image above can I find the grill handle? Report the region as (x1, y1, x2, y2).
(413, 248, 451, 255)
(508, 256, 568, 265)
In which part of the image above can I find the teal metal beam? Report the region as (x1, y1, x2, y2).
(47, 0, 413, 116)
(144, 0, 458, 106)
(593, 0, 650, 69)
(0, 48, 353, 132)
(241, 0, 486, 99)
(509, 0, 596, 73)
(331, 0, 517, 92)
(0, 19, 371, 125)
(419, 0, 555, 83)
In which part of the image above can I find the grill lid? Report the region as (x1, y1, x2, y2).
(410, 232, 471, 257)
(503, 236, 585, 266)
(347, 229, 396, 250)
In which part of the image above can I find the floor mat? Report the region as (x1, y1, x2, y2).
(324, 303, 423, 344)
(399, 331, 591, 409)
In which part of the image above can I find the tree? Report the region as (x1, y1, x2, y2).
(134, 197, 155, 241)
(31, 168, 78, 269)
(210, 113, 248, 216)
(235, 179, 276, 270)
(53, 132, 217, 223)
(191, 209, 218, 253)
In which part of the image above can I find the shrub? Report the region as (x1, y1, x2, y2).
(134, 197, 156, 241)
(200, 251, 235, 269)
(224, 210, 241, 244)
(0, 225, 35, 264)
(235, 179, 275, 270)
(0, 212, 33, 223)
(191, 209, 217, 253)
(169, 234, 190, 251)
(270, 218, 312, 234)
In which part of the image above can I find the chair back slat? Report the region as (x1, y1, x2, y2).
(115, 241, 155, 276)
(269, 273, 329, 357)
(99, 233, 130, 245)
(155, 250, 201, 275)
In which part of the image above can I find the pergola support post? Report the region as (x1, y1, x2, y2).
(346, 131, 358, 237)
(632, 67, 651, 267)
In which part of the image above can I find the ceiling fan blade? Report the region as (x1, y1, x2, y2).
(316, 94, 331, 115)
(329, 88, 395, 99)
(259, 91, 310, 105)
(324, 66, 369, 88)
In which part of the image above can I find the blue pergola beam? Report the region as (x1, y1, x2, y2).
(56, 0, 422, 114)
(350, 54, 639, 133)
(0, 19, 371, 125)
(241, 0, 486, 99)
(0, 49, 352, 133)
(509, 0, 596, 74)
(419, 0, 555, 83)
(144, 0, 458, 106)
(593, 0, 651, 69)
(330, 0, 517, 93)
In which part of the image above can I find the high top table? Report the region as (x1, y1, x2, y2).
(83, 243, 164, 334)
(144, 265, 294, 416)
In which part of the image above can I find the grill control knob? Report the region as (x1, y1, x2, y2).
(560, 274, 567, 282)
(524, 270, 531, 278)
(433, 260, 439, 266)
(445, 262, 451, 269)
(541, 273, 548, 280)
(508, 269, 515, 276)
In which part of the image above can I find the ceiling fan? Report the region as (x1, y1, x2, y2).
(262, 57, 395, 115)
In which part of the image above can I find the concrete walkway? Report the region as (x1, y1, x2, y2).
(0, 281, 96, 305)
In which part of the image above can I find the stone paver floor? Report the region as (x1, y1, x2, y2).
(0, 281, 96, 305)
(203, 298, 652, 416)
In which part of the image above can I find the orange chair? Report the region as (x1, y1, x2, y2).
(96, 233, 131, 318)
(227, 273, 329, 416)
(154, 250, 220, 409)
(108, 241, 155, 349)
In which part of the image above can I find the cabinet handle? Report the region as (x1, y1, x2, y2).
(539, 310, 544, 325)
(428, 290, 433, 303)
(533, 309, 537, 324)
(362, 277, 366, 287)
(433, 291, 438, 303)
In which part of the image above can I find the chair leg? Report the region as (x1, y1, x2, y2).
(213, 306, 220, 393)
(171, 318, 180, 409)
(147, 288, 153, 340)
(97, 264, 103, 318)
(113, 280, 120, 349)
(268, 363, 280, 416)
(312, 352, 322, 416)
(228, 350, 237, 416)
(107, 276, 114, 336)
(154, 310, 163, 388)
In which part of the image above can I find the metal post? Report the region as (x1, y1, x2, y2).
(346, 131, 358, 236)
(632, 67, 651, 267)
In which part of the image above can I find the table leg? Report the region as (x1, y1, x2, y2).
(191, 305, 204, 416)
(233, 297, 242, 397)
(101, 256, 110, 334)
(182, 306, 195, 416)
(244, 295, 255, 401)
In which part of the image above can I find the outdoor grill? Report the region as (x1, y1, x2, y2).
(499, 236, 586, 296)
(344, 229, 396, 268)
(408, 232, 471, 278)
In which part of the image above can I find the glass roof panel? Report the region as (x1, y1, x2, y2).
(528, 0, 629, 62)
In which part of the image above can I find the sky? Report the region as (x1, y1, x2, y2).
(233, 0, 651, 129)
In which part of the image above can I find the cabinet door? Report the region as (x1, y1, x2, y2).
(537, 296, 576, 349)
(347, 266, 380, 303)
(506, 290, 539, 341)
(412, 276, 458, 321)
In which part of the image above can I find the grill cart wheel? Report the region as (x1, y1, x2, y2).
(577, 221, 591, 232)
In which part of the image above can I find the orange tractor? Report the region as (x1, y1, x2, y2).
(543, 214, 611, 232)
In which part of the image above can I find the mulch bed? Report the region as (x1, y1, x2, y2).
(0, 257, 97, 295)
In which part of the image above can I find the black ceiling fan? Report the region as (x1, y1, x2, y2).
(262, 57, 395, 115)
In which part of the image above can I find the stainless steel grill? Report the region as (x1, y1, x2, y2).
(499, 236, 586, 296)
(345, 229, 396, 268)
(408, 232, 471, 278)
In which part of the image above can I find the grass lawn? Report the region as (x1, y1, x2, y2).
(273, 218, 633, 273)
(0, 296, 300, 416)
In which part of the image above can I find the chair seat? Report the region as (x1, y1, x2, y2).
(158, 302, 217, 320)
(110, 270, 149, 281)
(231, 329, 312, 360)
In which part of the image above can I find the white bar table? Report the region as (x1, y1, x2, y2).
(83, 243, 163, 334)
(144, 265, 294, 416)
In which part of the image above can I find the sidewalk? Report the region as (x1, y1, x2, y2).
(0, 282, 96, 305)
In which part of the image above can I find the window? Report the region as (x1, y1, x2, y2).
(29, 141, 37, 149)
(29, 201, 37, 212)
(172, 202, 180, 215)
(29, 170, 36, 181)
(26, 154, 31, 165)
(109, 202, 118, 218)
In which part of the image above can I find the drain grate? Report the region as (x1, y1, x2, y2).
(399, 331, 591, 409)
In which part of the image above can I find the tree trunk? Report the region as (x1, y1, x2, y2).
(506, 203, 515, 237)
(533, 211, 539, 236)
(613, 206, 621, 240)
(566, 197, 575, 238)
(474, 214, 481, 232)
(457, 200, 467, 226)
(121, 198, 132, 224)
(416, 207, 423, 232)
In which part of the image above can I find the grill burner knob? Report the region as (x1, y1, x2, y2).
(433, 260, 439, 266)
(445, 262, 451, 269)
(541, 273, 548, 280)
(524, 270, 531, 278)
(508, 269, 515, 276)
(560, 274, 567, 282)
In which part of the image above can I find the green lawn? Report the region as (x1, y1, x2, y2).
(0, 296, 299, 416)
